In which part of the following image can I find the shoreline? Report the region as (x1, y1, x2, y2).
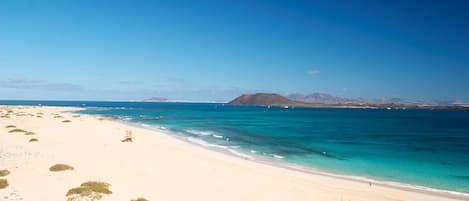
(110, 114, 469, 200)
(1, 105, 468, 201)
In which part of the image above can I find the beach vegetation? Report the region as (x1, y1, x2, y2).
(66, 181, 112, 201)
(54, 115, 64, 118)
(0, 169, 10, 177)
(79, 182, 112, 194)
(9, 128, 27, 133)
(72, 115, 81, 118)
(25, 132, 35, 135)
(49, 164, 74, 172)
(5, 125, 15, 128)
(62, 120, 72, 123)
(29, 138, 39, 142)
(131, 198, 149, 201)
(0, 179, 8, 189)
(98, 116, 117, 121)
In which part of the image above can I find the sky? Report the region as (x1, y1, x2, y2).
(0, 0, 468, 102)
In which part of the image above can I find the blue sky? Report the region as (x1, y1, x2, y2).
(0, 0, 468, 102)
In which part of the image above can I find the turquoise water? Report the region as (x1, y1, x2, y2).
(1, 100, 469, 194)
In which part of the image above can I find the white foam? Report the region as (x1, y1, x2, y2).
(121, 117, 133, 121)
(187, 137, 228, 149)
(273, 154, 284, 159)
(186, 129, 213, 136)
(212, 134, 223, 139)
(139, 123, 151, 128)
(228, 149, 254, 160)
(134, 123, 168, 132)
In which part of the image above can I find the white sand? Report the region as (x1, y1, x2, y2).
(0, 106, 466, 201)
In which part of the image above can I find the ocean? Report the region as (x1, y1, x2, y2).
(1, 100, 469, 194)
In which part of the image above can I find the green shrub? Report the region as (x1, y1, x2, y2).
(29, 138, 39, 142)
(9, 128, 27, 133)
(62, 120, 72, 123)
(66, 181, 112, 201)
(49, 164, 74, 172)
(5, 125, 15, 128)
(0, 179, 8, 189)
(25, 132, 35, 135)
(0, 169, 10, 177)
(79, 182, 112, 194)
(131, 198, 149, 201)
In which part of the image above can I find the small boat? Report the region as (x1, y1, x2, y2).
(283, 106, 289, 109)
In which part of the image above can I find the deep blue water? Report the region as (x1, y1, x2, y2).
(1, 100, 469, 193)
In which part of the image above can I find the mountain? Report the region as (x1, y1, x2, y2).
(228, 93, 468, 110)
(287, 93, 356, 104)
(228, 93, 297, 106)
(287, 93, 461, 106)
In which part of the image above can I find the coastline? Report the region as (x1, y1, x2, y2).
(1, 105, 468, 201)
(114, 115, 469, 200)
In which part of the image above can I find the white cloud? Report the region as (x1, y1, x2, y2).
(306, 69, 320, 75)
(0, 78, 84, 91)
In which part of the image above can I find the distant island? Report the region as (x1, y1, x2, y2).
(228, 93, 297, 106)
(143, 97, 170, 102)
(286, 93, 468, 106)
(228, 93, 469, 110)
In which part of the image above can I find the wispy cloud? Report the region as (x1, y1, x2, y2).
(118, 81, 144, 85)
(306, 69, 321, 75)
(0, 78, 84, 91)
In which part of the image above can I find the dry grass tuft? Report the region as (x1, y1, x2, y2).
(49, 164, 74, 172)
(9, 128, 27, 133)
(72, 115, 81, 118)
(54, 115, 64, 118)
(79, 182, 112, 194)
(0, 169, 10, 177)
(62, 120, 72, 123)
(25, 132, 35, 135)
(131, 198, 149, 201)
(97, 116, 117, 121)
(5, 125, 16, 128)
(0, 179, 8, 189)
(29, 138, 39, 142)
(66, 181, 112, 201)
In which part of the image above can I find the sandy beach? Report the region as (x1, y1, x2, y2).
(0, 105, 466, 201)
